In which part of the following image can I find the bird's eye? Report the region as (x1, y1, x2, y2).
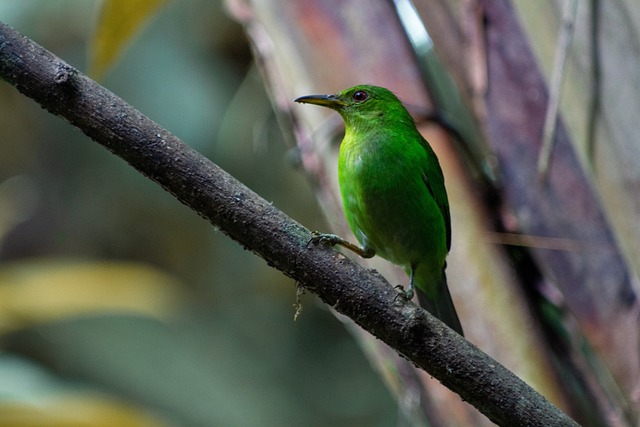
(352, 90, 369, 102)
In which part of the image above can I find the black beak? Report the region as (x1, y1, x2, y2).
(294, 94, 345, 109)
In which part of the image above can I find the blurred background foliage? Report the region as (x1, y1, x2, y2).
(0, 1, 397, 426)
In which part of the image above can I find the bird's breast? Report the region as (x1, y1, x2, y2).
(337, 134, 446, 266)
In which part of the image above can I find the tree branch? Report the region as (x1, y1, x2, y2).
(0, 21, 578, 426)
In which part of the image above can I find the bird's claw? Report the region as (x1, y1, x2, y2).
(393, 285, 414, 303)
(307, 231, 344, 248)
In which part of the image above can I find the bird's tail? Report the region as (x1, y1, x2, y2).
(416, 272, 463, 336)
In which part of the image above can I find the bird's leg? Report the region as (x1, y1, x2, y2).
(394, 265, 416, 301)
(395, 265, 416, 301)
(308, 231, 375, 258)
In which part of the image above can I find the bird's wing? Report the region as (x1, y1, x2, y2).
(420, 138, 451, 251)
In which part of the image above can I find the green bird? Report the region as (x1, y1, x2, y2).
(295, 84, 463, 336)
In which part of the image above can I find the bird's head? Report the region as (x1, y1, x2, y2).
(294, 84, 412, 131)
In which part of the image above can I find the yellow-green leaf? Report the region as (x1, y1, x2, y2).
(0, 258, 184, 334)
(0, 394, 168, 427)
(89, 0, 168, 80)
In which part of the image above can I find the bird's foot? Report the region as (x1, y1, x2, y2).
(393, 284, 414, 302)
(307, 231, 346, 248)
(307, 231, 375, 258)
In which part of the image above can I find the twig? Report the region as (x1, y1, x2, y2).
(537, 0, 578, 182)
